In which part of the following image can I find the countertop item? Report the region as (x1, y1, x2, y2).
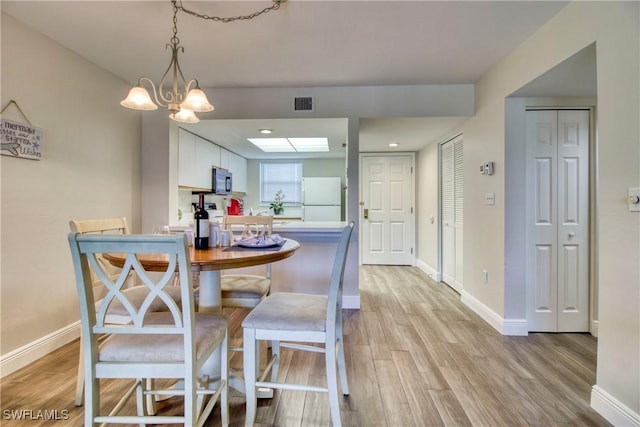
(170, 221, 347, 234)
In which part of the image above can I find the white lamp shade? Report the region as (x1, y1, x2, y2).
(181, 88, 214, 112)
(120, 86, 158, 110)
(170, 108, 199, 124)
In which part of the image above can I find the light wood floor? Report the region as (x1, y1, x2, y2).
(1, 265, 611, 426)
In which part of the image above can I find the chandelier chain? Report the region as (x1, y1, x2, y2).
(171, 1, 180, 45)
(176, 0, 282, 23)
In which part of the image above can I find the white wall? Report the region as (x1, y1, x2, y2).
(416, 2, 639, 424)
(0, 13, 141, 374)
(415, 137, 442, 280)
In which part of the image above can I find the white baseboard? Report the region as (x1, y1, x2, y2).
(591, 385, 640, 427)
(591, 319, 599, 337)
(461, 290, 528, 336)
(343, 295, 360, 309)
(0, 321, 80, 378)
(416, 259, 439, 282)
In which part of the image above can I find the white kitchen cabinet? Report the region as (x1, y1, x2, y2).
(231, 153, 247, 193)
(195, 136, 220, 189)
(219, 148, 247, 193)
(178, 128, 219, 190)
(220, 148, 230, 170)
(178, 128, 197, 188)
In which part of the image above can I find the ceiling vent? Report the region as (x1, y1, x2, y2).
(294, 96, 314, 112)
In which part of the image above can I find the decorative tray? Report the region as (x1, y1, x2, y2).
(235, 234, 285, 248)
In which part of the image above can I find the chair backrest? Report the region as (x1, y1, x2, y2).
(68, 233, 196, 350)
(69, 218, 131, 298)
(69, 217, 130, 235)
(221, 215, 273, 235)
(326, 222, 355, 333)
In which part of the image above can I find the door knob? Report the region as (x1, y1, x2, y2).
(364, 208, 368, 219)
(568, 232, 575, 239)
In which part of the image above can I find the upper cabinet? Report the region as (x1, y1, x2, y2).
(178, 128, 220, 190)
(196, 136, 220, 188)
(220, 148, 247, 193)
(178, 129, 197, 188)
(178, 128, 246, 193)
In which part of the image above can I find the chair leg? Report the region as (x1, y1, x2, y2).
(144, 379, 156, 415)
(221, 330, 229, 427)
(270, 340, 280, 382)
(136, 378, 146, 420)
(325, 339, 342, 427)
(243, 328, 257, 427)
(336, 319, 349, 395)
(74, 338, 85, 406)
(85, 372, 99, 426)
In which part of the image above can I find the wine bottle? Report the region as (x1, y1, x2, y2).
(194, 193, 209, 249)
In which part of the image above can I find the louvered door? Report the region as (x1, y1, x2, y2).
(441, 136, 463, 291)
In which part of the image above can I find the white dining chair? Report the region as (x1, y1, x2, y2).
(68, 232, 228, 426)
(69, 217, 183, 406)
(220, 215, 274, 309)
(242, 222, 354, 427)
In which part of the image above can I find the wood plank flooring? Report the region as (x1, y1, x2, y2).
(0, 265, 611, 426)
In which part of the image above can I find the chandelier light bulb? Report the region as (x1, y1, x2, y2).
(120, 86, 158, 111)
(170, 108, 199, 124)
(181, 87, 214, 112)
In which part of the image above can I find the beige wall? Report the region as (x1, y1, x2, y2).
(416, 1, 639, 422)
(0, 13, 141, 368)
(415, 138, 441, 279)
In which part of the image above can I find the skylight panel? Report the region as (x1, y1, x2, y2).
(288, 137, 329, 152)
(247, 137, 329, 153)
(247, 138, 295, 152)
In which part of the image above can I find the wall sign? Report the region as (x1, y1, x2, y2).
(1, 100, 44, 160)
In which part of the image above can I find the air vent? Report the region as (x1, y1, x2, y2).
(294, 96, 314, 112)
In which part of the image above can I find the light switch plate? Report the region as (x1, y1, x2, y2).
(629, 187, 640, 212)
(485, 192, 495, 206)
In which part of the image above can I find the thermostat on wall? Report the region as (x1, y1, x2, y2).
(480, 162, 495, 175)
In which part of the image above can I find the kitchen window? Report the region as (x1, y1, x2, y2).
(260, 162, 303, 206)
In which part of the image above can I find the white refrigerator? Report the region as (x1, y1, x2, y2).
(302, 177, 342, 221)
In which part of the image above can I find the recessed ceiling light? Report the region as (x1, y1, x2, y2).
(259, 128, 273, 134)
(389, 143, 399, 147)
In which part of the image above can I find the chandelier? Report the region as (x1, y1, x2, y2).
(120, 0, 283, 123)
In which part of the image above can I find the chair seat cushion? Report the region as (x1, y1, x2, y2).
(221, 275, 270, 299)
(99, 312, 228, 362)
(100, 285, 183, 323)
(242, 292, 327, 332)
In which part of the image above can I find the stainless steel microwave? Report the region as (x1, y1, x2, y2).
(212, 168, 232, 195)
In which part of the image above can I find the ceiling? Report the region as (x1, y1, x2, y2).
(2, 1, 578, 158)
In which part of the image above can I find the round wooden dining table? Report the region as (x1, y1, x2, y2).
(103, 237, 300, 394)
(103, 238, 300, 313)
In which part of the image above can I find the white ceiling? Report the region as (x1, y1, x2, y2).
(2, 1, 580, 158)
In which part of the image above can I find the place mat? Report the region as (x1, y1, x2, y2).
(223, 243, 284, 252)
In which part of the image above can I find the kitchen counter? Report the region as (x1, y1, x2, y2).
(272, 221, 346, 233)
(219, 220, 352, 306)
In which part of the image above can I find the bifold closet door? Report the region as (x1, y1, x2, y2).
(526, 110, 589, 332)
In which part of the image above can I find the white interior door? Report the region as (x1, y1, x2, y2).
(361, 155, 414, 265)
(440, 136, 464, 292)
(526, 110, 589, 332)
